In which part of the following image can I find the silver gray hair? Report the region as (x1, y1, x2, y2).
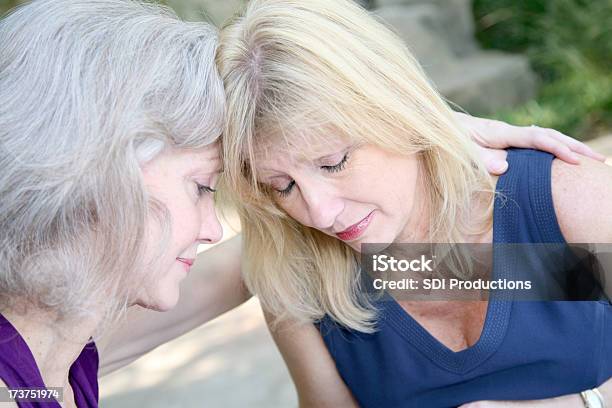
(0, 0, 225, 324)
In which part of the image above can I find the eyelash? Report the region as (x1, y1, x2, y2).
(196, 182, 216, 197)
(276, 152, 349, 198)
(277, 180, 295, 198)
(321, 153, 349, 173)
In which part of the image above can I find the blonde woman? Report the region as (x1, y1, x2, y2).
(85, 3, 607, 384)
(217, 0, 612, 407)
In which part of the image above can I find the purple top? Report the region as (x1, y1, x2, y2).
(0, 313, 99, 407)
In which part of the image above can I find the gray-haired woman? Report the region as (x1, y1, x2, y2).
(0, 1, 225, 406)
(0, 1, 604, 407)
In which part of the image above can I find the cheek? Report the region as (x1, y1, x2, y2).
(144, 201, 201, 267)
(141, 216, 163, 262)
(277, 196, 311, 226)
(368, 157, 419, 213)
(169, 202, 201, 245)
(392, 162, 420, 217)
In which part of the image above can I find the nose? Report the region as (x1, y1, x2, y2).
(197, 197, 223, 244)
(300, 179, 344, 230)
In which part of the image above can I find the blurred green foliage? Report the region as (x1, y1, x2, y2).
(473, 0, 612, 139)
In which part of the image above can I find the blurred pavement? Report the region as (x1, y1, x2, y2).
(99, 297, 296, 407)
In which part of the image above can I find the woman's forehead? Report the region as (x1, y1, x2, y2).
(253, 130, 351, 162)
(166, 143, 222, 174)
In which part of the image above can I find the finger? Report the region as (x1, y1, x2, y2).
(487, 126, 582, 164)
(540, 128, 607, 161)
(496, 124, 604, 163)
(529, 133, 581, 164)
(478, 146, 509, 175)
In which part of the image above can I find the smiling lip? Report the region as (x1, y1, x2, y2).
(176, 258, 194, 270)
(335, 211, 374, 241)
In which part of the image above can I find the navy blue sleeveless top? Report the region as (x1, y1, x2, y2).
(318, 148, 612, 407)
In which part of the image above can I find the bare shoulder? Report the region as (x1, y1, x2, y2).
(551, 155, 612, 243)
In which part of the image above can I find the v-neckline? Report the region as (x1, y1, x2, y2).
(380, 277, 513, 374)
(375, 166, 520, 374)
(0, 313, 77, 408)
(0, 315, 61, 407)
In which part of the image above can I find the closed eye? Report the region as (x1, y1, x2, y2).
(196, 183, 216, 196)
(321, 153, 349, 173)
(274, 152, 350, 198)
(276, 180, 295, 198)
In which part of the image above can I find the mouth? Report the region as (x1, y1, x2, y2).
(335, 211, 374, 242)
(176, 257, 195, 270)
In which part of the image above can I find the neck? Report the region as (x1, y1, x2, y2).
(2, 306, 100, 404)
(462, 174, 498, 244)
(397, 167, 496, 244)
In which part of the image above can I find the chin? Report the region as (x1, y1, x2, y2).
(135, 288, 181, 312)
(360, 241, 393, 254)
(351, 231, 394, 253)
(152, 292, 181, 312)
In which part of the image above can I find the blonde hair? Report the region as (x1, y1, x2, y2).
(218, 0, 494, 332)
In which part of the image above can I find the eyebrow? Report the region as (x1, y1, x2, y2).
(261, 145, 347, 166)
(206, 154, 223, 170)
(188, 161, 223, 176)
(256, 145, 351, 177)
(316, 151, 345, 163)
(257, 170, 288, 183)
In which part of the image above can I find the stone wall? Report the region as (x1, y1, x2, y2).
(374, 0, 537, 114)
